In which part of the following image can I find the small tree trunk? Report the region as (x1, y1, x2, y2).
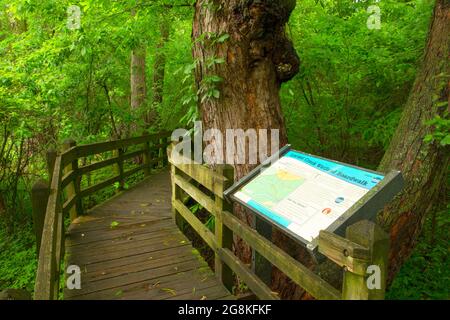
(131, 47, 147, 116)
(148, 17, 170, 127)
(377, 0, 449, 283)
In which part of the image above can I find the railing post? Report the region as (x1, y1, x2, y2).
(342, 220, 390, 300)
(162, 137, 169, 167)
(158, 137, 165, 168)
(63, 139, 82, 220)
(114, 148, 125, 191)
(168, 143, 187, 230)
(31, 179, 50, 257)
(214, 165, 235, 292)
(143, 140, 152, 177)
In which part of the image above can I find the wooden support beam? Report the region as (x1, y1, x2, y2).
(31, 179, 50, 257)
(143, 141, 152, 176)
(63, 139, 82, 220)
(214, 165, 234, 293)
(114, 148, 125, 191)
(319, 230, 371, 275)
(342, 220, 390, 300)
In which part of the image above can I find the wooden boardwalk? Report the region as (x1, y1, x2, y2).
(64, 169, 234, 300)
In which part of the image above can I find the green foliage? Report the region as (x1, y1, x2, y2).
(424, 113, 450, 147)
(0, 0, 446, 300)
(0, 224, 37, 292)
(387, 205, 450, 299)
(283, 0, 434, 168)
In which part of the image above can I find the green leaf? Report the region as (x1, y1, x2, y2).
(217, 34, 230, 43)
(440, 135, 450, 146)
(110, 221, 120, 229)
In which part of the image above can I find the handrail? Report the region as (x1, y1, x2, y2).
(34, 156, 63, 300)
(168, 143, 390, 300)
(33, 132, 171, 300)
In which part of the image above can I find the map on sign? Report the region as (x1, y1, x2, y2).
(232, 150, 385, 244)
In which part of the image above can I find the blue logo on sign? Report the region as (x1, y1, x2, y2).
(335, 197, 345, 204)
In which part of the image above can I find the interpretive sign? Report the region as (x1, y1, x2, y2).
(224, 145, 403, 251)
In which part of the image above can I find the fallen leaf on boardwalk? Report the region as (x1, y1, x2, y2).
(162, 288, 176, 296)
(200, 296, 207, 300)
(152, 281, 161, 288)
(156, 200, 161, 203)
(115, 290, 123, 297)
(180, 240, 186, 244)
(101, 271, 107, 275)
(140, 224, 146, 227)
(174, 266, 178, 271)
(140, 203, 150, 207)
(110, 221, 120, 228)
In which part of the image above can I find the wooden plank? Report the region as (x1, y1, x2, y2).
(65, 258, 205, 299)
(63, 139, 80, 221)
(62, 194, 77, 216)
(67, 237, 190, 266)
(218, 248, 279, 300)
(31, 180, 50, 256)
(174, 174, 215, 214)
(81, 249, 198, 283)
(79, 174, 121, 199)
(81, 252, 199, 284)
(67, 225, 181, 250)
(68, 268, 218, 300)
(67, 218, 174, 242)
(169, 156, 228, 196)
(165, 283, 232, 300)
(61, 170, 76, 190)
(77, 157, 119, 176)
(222, 210, 342, 300)
(67, 232, 189, 262)
(173, 199, 217, 250)
(74, 133, 170, 158)
(122, 149, 145, 162)
(214, 165, 234, 292)
(34, 156, 62, 300)
(342, 221, 389, 300)
(318, 230, 370, 275)
(60, 146, 78, 168)
(123, 164, 147, 179)
(67, 228, 185, 254)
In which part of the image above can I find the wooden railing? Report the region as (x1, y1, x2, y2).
(32, 132, 171, 300)
(168, 144, 390, 300)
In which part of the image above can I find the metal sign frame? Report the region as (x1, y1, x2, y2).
(224, 145, 404, 252)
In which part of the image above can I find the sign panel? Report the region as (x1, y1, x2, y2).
(225, 146, 402, 250)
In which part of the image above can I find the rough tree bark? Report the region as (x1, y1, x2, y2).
(192, 0, 304, 297)
(377, 0, 449, 283)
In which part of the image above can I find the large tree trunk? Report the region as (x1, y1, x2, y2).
(148, 17, 170, 127)
(377, 0, 449, 283)
(192, 0, 300, 293)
